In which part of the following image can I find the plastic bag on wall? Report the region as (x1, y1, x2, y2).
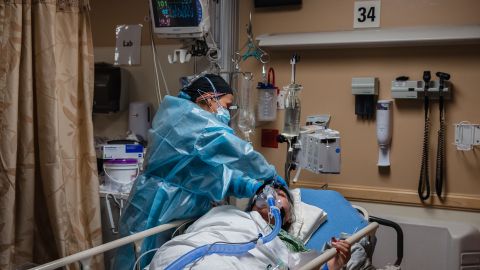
(115, 24, 142, 66)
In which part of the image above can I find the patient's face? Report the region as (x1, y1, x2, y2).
(252, 188, 292, 227)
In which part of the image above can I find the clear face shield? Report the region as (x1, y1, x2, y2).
(195, 77, 232, 126)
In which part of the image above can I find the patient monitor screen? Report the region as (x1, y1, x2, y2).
(151, 0, 202, 28)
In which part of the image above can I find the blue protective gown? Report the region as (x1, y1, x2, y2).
(115, 95, 277, 269)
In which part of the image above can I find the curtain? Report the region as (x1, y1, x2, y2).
(0, 0, 103, 269)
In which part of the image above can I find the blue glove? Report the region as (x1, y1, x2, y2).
(252, 180, 264, 194)
(274, 174, 288, 187)
(251, 175, 287, 196)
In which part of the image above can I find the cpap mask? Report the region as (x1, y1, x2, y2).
(254, 184, 291, 227)
(254, 185, 282, 210)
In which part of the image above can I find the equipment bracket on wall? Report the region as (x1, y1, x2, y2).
(454, 122, 480, 151)
(391, 80, 452, 99)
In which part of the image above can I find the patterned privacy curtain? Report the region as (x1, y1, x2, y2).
(0, 0, 103, 269)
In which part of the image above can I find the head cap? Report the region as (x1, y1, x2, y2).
(181, 74, 233, 103)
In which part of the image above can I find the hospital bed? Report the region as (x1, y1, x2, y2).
(29, 189, 403, 270)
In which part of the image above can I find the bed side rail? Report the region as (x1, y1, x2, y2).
(369, 215, 404, 267)
(299, 222, 379, 270)
(30, 219, 191, 270)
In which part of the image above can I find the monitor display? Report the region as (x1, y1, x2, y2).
(151, 0, 202, 28)
(255, 0, 302, 8)
(150, 0, 206, 35)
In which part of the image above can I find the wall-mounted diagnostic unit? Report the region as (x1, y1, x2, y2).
(391, 80, 451, 99)
(149, 0, 210, 38)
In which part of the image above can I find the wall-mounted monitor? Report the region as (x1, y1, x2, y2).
(255, 0, 302, 8)
(149, 0, 210, 38)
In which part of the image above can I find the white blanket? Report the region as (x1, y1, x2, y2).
(149, 205, 318, 270)
(288, 188, 328, 243)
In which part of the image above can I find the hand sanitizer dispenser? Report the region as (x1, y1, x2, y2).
(377, 100, 393, 166)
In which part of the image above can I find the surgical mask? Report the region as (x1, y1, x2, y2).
(195, 76, 231, 125)
(215, 106, 231, 125)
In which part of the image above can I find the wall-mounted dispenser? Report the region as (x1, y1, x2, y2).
(129, 102, 152, 143)
(93, 62, 129, 113)
(352, 77, 378, 118)
(377, 100, 393, 167)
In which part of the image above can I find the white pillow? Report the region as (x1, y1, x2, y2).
(288, 188, 328, 243)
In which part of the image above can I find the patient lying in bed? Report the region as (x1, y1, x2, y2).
(149, 184, 351, 270)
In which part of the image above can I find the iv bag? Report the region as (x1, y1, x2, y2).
(282, 84, 302, 137)
(237, 77, 255, 142)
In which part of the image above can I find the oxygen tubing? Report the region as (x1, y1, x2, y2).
(165, 196, 281, 270)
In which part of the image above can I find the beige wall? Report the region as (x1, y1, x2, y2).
(90, 0, 196, 138)
(90, 0, 176, 47)
(92, 46, 194, 138)
(90, 0, 480, 216)
(238, 0, 480, 210)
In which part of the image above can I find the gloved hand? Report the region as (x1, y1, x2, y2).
(228, 178, 264, 198)
(252, 175, 287, 195)
(274, 174, 288, 187)
(252, 180, 264, 194)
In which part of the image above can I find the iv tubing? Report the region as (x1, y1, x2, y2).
(292, 167, 302, 183)
(149, 22, 163, 104)
(165, 196, 281, 270)
(148, 18, 169, 102)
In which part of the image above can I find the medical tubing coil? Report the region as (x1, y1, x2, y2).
(435, 94, 446, 198)
(165, 197, 281, 270)
(418, 71, 431, 201)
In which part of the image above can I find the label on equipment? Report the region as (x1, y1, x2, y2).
(103, 144, 144, 159)
(354, 0, 381, 29)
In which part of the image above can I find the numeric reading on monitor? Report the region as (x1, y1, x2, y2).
(152, 0, 202, 27)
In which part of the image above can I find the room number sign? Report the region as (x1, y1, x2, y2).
(354, 0, 381, 28)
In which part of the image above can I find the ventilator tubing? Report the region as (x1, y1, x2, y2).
(165, 196, 281, 270)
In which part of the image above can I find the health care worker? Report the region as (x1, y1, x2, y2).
(115, 74, 285, 269)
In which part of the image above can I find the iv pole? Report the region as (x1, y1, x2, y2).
(278, 54, 301, 185)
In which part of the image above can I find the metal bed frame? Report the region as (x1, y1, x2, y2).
(29, 219, 382, 270)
